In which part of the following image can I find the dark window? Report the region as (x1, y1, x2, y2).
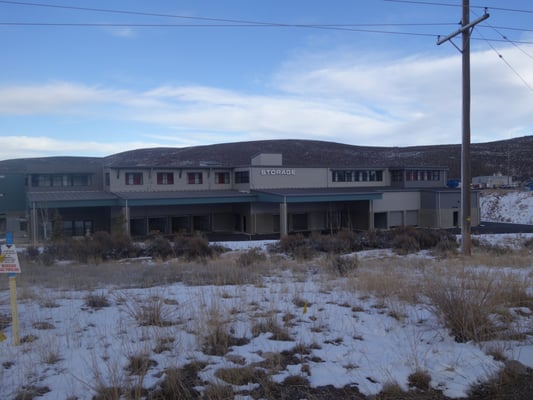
(31, 174, 91, 187)
(391, 170, 403, 182)
(235, 171, 249, 184)
(157, 172, 174, 185)
(125, 172, 143, 185)
(105, 172, 110, 186)
(62, 220, 92, 236)
(292, 214, 308, 231)
(70, 175, 90, 186)
(215, 172, 230, 184)
(332, 169, 383, 183)
(187, 172, 203, 184)
(32, 175, 51, 187)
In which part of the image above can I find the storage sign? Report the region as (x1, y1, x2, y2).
(0, 245, 21, 273)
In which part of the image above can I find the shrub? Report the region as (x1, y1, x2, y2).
(174, 235, 213, 261)
(309, 230, 355, 254)
(215, 366, 266, 386)
(152, 362, 206, 400)
(392, 234, 420, 255)
(432, 237, 459, 255)
(0, 313, 10, 330)
(252, 316, 292, 341)
(272, 234, 316, 260)
(236, 247, 266, 267)
(85, 292, 110, 309)
(326, 254, 358, 276)
(145, 235, 174, 260)
(125, 295, 176, 327)
(408, 370, 431, 390)
(426, 279, 497, 343)
(23, 246, 40, 261)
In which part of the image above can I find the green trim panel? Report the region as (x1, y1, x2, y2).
(120, 196, 256, 207)
(30, 199, 119, 209)
(256, 192, 382, 203)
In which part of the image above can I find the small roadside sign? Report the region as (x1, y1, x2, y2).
(0, 245, 21, 274)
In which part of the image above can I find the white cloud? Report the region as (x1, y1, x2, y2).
(1, 42, 532, 160)
(0, 136, 164, 161)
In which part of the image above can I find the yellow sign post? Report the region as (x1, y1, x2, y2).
(1, 236, 22, 346)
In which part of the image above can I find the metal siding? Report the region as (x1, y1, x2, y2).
(389, 211, 403, 227)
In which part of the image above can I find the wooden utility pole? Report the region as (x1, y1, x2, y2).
(437, 0, 489, 255)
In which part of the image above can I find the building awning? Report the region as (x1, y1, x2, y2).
(115, 190, 256, 206)
(27, 191, 120, 208)
(254, 188, 382, 203)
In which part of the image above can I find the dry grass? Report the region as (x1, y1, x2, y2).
(3, 239, 532, 399)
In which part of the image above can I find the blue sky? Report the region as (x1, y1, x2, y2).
(1, 0, 532, 160)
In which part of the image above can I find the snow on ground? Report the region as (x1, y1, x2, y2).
(480, 190, 533, 224)
(0, 191, 532, 399)
(0, 262, 516, 400)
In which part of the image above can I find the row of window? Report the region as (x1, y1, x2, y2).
(124, 171, 235, 186)
(391, 170, 441, 182)
(331, 169, 383, 183)
(31, 174, 91, 187)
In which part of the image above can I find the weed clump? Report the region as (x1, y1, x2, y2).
(85, 292, 110, 309)
(145, 234, 174, 261)
(174, 235, 213, 261)
(326, 254, 359, 276)
(236, 247, 266, 267)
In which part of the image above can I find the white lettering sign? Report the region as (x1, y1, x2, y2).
(0, 245, 21, 273)
(260, 169, 296, 176)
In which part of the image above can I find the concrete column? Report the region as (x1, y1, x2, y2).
(279, 201, 288, 237)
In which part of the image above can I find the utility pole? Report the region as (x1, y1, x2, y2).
(437, 0, 489, 256)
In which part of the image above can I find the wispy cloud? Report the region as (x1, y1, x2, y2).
(1, 43, 531, 160)
(0, 136, 163, 160)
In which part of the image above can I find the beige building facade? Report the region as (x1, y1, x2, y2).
(0, 141, 479, 243)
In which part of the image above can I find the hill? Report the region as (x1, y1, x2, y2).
(2, 136, 532, 182)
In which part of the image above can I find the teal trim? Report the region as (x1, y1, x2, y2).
(120, 196, 256, 207)
(28, 191, 380, 208)
(0, 174, 27, 212)
(256, 192, 382, 203)
(31, 199, 119, 208)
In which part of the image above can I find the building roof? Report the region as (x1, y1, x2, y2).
(0, 156, 102, 174)
(114, 190, 256, 206)
(254, 188, 383, 203)
(27, 191, 119, 208)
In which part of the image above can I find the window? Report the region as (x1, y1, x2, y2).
(187, 172, 203, 184)
(105, 172, 110, 186)
(157, 172, 174, 185)
(331, 169, 384, 183)
(405, 169, 441, 181)
(391, 170, 403, 182)
(70, 175, 90, 186)
(332, 171, 346, 182)
(125, 172, 143, 185)
(234, 171, 249, 184)
(62, 220, 92, 236)
(32, 175, 51, 187)
(215, 172, 230, 184)
(31, 174, 92, 187)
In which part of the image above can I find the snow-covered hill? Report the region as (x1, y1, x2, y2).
(480, 190, 533, 225)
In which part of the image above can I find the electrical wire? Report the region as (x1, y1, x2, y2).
(474, 26, 533, 92)
(384, 0, 533, 15)
(472, 9, 533, 61)
(1, 0, 532, 44)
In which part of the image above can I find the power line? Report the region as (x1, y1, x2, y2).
(1, 0, 532, 44)
(385, 0, 533, 14)
(475, 27, 533, 92)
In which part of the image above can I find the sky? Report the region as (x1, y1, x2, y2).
(0, 0, 532, 160)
